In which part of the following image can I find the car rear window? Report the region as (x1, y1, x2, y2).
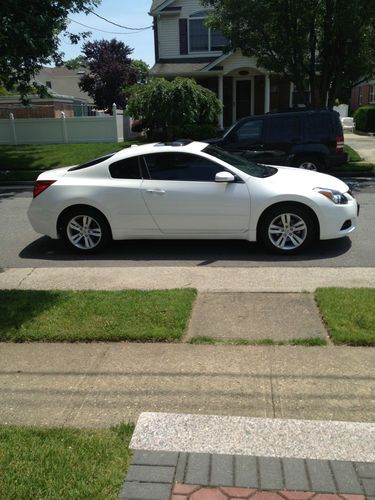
(109, 157, 142, 179)
(304, 114, 333, 140)
(69, 153, 116, 171)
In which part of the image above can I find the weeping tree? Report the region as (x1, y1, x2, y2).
(127, 77, 222, 140)
(203, 0, 375, 107)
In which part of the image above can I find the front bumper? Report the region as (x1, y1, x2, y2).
(319, 197, 358, 240)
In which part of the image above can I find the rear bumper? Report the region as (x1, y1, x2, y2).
(327, 152, 348, 168)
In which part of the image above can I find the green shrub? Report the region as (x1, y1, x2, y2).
(353, 105, 375, 132)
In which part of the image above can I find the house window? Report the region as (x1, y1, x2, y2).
(370, 84, 375, 104)
(189, 11, 226, 53)
(290, 82, 310, 108)
(359, 87, 363, 106)
(46, 81, 52, 89)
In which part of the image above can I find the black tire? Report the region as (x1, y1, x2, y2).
(295, 156, 325, 172)
(60, 207, 111, 254)
(259, 204, 316, 254)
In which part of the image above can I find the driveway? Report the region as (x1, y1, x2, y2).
(345, 132, 375, 162)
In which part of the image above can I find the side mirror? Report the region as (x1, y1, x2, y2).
(215, 171, 235, 183)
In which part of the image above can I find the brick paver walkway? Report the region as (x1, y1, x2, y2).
(120, 451, 375, 499)
(171, 484, 366, 499)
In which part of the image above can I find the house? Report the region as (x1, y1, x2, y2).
(33, 67, 91, 103)
(149, 0, 301, 128)
(351, 80, 375, 112)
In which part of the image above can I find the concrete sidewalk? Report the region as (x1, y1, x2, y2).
(1, 266, 375, 292)
(0, 343, 374, 428)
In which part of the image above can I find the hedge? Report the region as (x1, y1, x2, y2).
(353, 105, 375, 132)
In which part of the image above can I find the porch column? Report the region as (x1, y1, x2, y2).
(218, 75, 224, 129)
(264, 74, 270, 113)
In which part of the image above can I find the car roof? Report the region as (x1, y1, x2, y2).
(113, 140, 209, 160)
(236, 109, 337, 124)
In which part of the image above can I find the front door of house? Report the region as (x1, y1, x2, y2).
(236, 80, 252, 120)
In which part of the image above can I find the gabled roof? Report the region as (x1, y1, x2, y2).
(150, 0, 176, 14)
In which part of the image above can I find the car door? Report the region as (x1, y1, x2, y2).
(104, 155, 160, 237)
(140, 152, 251, 235)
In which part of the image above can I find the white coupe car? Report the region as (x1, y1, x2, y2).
(28, 140, 359, 255)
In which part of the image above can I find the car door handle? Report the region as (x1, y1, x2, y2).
(146, 189, 166, 195)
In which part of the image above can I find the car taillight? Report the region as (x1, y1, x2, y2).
(33, 180, 56, 198)
(336, 135, 344, 152)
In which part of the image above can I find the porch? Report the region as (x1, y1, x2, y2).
(196, 73, 293, 129)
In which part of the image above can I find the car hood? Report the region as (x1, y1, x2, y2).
(264, 165, 349, 193)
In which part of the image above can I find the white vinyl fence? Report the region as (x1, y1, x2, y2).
(0, 104, 137, 144)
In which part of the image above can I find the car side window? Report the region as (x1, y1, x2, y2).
(304, 114, 333, 140)
(266, 117, 300, 141)
(142, 153, 225, 181)
(236, 120, 263, 141)
(109, 156, 142, 179)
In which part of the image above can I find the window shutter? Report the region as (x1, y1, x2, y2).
(179, 19, 188, 55)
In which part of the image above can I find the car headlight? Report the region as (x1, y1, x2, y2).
(313, 188, 348, 204)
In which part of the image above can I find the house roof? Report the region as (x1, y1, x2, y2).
(40, 66, 86, 77)
(151, 62, 209, 75)
(150, 0, 176, 14)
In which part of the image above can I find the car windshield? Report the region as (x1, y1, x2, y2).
(203, 146, 277, 178)
(69, 153, 116, 171)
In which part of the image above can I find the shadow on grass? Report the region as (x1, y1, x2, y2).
(0, 290, 63, 341)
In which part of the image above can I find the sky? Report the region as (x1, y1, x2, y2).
(59, 0, 155, 67)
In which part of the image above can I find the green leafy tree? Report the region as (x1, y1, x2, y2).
(203, 0, 375, 107)
(127, 77, 222, 140)
(64, 55, 88, 70)
(79, 39, 140, 111)
(131, 60, 150, 84)
(0, 0, 98, 101)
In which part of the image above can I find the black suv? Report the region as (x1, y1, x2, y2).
(210, 110, 347, 171)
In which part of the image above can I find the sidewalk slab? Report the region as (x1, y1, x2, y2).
(186, 293, 327, 341)
(1, 267, 375, 292)
(0, 344, 374, 427)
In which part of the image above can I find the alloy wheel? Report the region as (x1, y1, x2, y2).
(67, 214, 102, 250)
(268, 213, 307, 251)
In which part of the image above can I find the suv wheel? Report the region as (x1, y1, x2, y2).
(296, 156, 324, 172)
(259, 205, 316, 254)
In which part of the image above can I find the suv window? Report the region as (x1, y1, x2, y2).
(142, 153, 224, 181)
(266, 116, 300, 141)
(236, 120, 263, 141)
(109, 157, 141, 179)
(304, 114, 333, 140)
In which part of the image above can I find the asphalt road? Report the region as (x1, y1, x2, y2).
(1, 177, 374, 268)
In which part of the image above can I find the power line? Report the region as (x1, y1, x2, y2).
(68, 17, 148, 34)
(87, 8, 152, 31)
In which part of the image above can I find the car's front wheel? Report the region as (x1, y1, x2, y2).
(61, 207, 111, 254)
(259, 205, 316, 254)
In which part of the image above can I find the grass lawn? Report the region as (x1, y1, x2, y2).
(335, 161, 374, 172)
(0, 289, 196, 342)
(0, 424, 133, 500)
(344, 144, 362, 162)
(0, 141, 142, 171)
(315, 288, 375, 346)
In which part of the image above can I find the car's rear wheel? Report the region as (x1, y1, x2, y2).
(259, 205, 316, 254)
(295, 156, 324, 172)
(61, 208, 111, 254)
